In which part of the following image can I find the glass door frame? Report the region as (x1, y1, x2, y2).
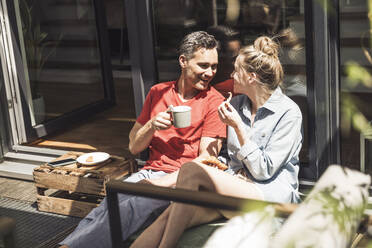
(3, 0, 115, 144)
(124, 0, 158, 117)
(125, 0, 343, 182)
(304, 0, 341, 178)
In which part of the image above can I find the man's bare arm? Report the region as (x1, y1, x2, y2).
(196, 136, 224, 161)
(129, 111, 172, 155)
(128, 122, 155, 155)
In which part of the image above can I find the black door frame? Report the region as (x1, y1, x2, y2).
(124, 0, 158, 117)
(304, 0, 341, 179)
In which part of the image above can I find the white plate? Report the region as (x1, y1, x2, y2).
(76, 152, 110, 166)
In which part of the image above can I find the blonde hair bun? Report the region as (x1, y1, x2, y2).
(238, 35, 283, 90)
(254, 36, 279, 57)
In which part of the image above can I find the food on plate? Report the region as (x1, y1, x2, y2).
(201, 156, 228, 171)
(86, 155, 94, 163)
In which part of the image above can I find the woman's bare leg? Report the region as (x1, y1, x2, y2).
(158, 161, 264, 248)
(131, 162, 219, 248)
(131, 162, 263, 248)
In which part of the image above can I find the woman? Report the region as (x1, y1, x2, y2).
(130, 35, 303, 248)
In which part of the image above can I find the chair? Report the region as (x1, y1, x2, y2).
(129, 149, 149, 174)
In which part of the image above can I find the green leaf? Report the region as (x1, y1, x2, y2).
(345, 61, 372, 88)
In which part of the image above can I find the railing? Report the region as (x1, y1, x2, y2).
(105, 180, 296, 248)
(106, 179, 372, 248)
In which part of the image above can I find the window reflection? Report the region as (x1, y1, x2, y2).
(340, 0, 372, 173)
(152, 0, 309, 175)
(16, 0, 104, 125)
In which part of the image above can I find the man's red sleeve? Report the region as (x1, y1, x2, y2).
(213, 79, 234, 98)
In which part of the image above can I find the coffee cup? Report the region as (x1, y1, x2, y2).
(170, 106, 191, 128)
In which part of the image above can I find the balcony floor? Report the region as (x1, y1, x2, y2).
(0, 72, 136, 247)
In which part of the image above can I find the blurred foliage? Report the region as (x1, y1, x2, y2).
(343, 0, 372, 135)
(241, 199, 268, 214)
(345, 61, 372, 89)
(341, 87, 371, 136)
(309, 185, 367, 239)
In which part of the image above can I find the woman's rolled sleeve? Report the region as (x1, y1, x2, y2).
(236, 139, 259, 161)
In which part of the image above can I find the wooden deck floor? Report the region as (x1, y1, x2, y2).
(0, 177, 36, 202)
(0, 100, 135, 204)
(0, 73, 137, 247)
(1, 75, 137, 202)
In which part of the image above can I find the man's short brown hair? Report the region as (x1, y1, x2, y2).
(179, 31, 219, 60)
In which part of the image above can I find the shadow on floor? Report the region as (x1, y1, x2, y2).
(0, 197, 81, 248)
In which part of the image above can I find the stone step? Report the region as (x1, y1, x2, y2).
(0, 161, 39, 180)
(4, 152, 55, 163)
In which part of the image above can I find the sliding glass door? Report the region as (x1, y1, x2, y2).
(151, 0, 312, 179)
(3, 0, 114, 143)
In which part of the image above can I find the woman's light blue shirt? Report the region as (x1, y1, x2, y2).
(224, 87, 303, 203)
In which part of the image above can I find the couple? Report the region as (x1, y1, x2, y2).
(60, 31, 302, 247)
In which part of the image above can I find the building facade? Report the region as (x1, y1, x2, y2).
(0, 0, 371, 185)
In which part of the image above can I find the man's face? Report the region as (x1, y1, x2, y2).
(181, 48, 218, 91)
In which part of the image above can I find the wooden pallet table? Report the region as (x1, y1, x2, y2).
(33, 152, 134, 218)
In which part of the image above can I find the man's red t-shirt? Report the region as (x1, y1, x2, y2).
(213, 79, 235, 98)
(136, 81, 227, 173)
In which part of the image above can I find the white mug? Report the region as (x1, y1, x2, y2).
(170, 106, 191, 128)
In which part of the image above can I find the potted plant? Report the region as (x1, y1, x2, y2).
(19, 0, 62, 123)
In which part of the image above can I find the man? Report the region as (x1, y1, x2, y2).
(60, 31, 226, 248)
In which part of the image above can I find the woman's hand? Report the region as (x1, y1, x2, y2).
(218, 100, 250, 146)
(218, 101, 242, 129)
(151, 111, 172, 131)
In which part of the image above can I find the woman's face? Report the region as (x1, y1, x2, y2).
(231, 56, 248, 94)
